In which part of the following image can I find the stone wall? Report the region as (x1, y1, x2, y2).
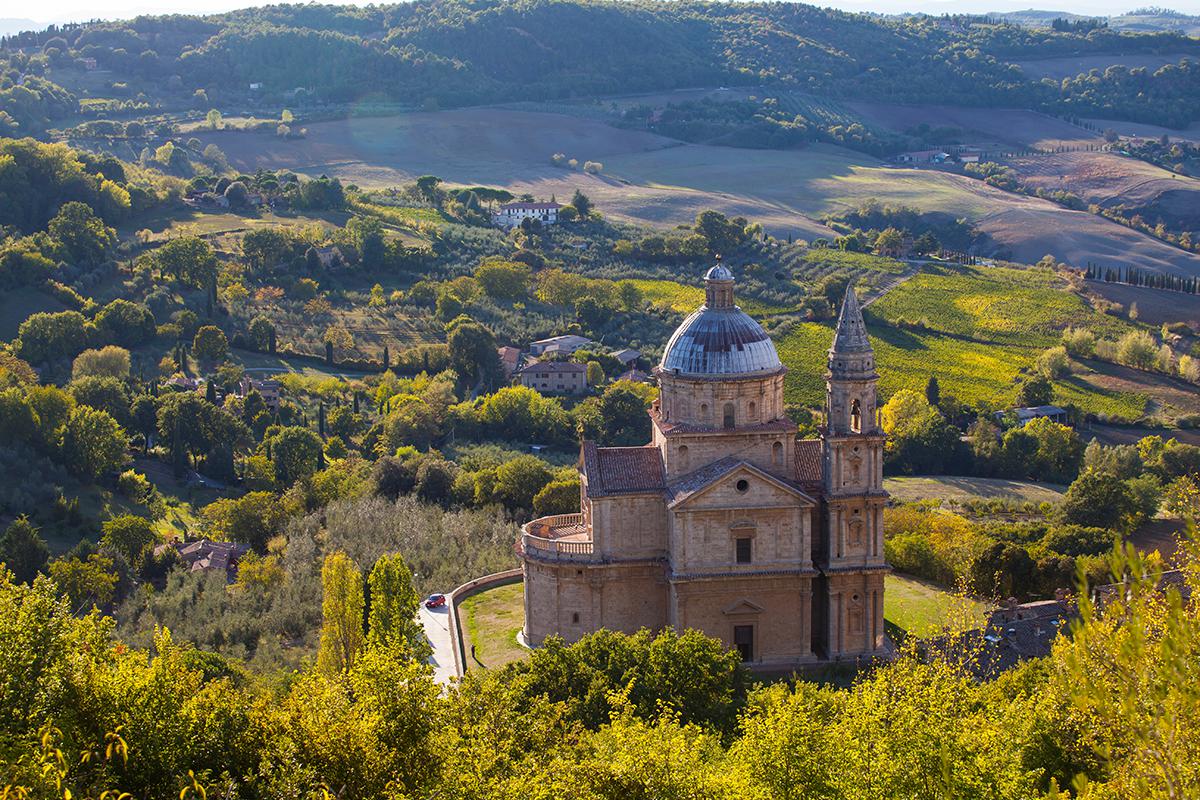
(670, 574, 815, 665)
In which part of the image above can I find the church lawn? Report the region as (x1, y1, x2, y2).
(884, 573, 992, 639)
(459, 582, 530, 673)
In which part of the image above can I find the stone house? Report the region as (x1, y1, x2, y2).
(517, 360, 588, 395)
(520, 266, 890, 669)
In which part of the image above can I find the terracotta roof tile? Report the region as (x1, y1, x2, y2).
(795, 439, 823, 483)
(583, 443, 665, 496)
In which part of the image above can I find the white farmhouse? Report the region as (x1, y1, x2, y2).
(493, 201, 562, 229)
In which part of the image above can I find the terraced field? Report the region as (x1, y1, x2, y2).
(868, 265, 1139, 346)
(772, 263, 1152, 419)
(623, 278, 788, 315)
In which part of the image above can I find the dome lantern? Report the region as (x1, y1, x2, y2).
(658, 262, 783, 377)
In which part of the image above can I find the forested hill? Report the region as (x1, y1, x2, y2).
(3, 0, 1200, 132)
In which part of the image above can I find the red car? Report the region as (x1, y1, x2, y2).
(424, 593, 447, 609)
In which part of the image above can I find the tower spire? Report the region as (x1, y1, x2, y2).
(830, 285, 870, 354)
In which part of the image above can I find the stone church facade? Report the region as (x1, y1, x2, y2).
(519, 264, 889, 668)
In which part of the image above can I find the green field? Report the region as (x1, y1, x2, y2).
(774, 319, 1147, 418)
(773, 262, 1150, 418)
(869, 265, 1138, 346)
(884, 476, 1067, 506)
(460, 582, 529, 672)
(624, 278, 789, 315)
(884, 573, 991, 638)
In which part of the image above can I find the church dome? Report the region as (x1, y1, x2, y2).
(658, 265, 783, 377)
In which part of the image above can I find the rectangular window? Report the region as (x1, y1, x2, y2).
(734, 625, 754, 662)
(736, 537, 752, 564)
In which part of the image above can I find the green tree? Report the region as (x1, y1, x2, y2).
(61, 405, 127, 479)
(192, 325, 228, 364)
(247, 315, 275, 352)
(492, 454, 553, 512)
(153, 236, 217, 288)
(1015, 374, 1053, 407)
(474, 259, 531, 300)
(268, 425, 323, 485)
(318, 551, 365, 674)
(69, 375, 131, 427)
(1061, 468, 1138, 530)
(200, 491, 286, 551)
(570, 188, 592, 217)
(924, 374, 940, 407)
(47, 553, 117, 609)
(48, 200, 115, 265)
(101, 514, 156, 563)
(447, 320, 500, 388)
(0, 517, 49, 584)
(72, 345, 131, 381)
(533, 477, 581, 517)
(366, 553, 429, 659)
(15, 310, 90, 364)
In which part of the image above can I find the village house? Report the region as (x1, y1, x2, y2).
(237, 376, 282, 409)
(611, 348, 642, 367)
(493, 201, 562, 229)
(520, 266, 890, 669)
(154, 539, 250, 581)
(997, 405, 1070, 427)
(529, 334, 594, 356)
(517, 360, 589, 395)
(497, 346, 523, 379)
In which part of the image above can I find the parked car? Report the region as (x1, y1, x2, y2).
(424, 593, 446, 609)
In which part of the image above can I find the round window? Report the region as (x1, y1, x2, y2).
(736, 479, 749, 493)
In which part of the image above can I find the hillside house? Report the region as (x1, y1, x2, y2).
(529, 334, 593, 356)
(498, 346, 523, 379)
(997, 405, 1070, 427)
(237, 377, 282, 409)
(493, 201, 562, 229)
(155, 539, 250, 581)
(517, 360, 589, 395)
(612, 348, 642, 367)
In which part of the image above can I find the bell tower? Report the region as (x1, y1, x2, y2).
(815, 286, 888, 659)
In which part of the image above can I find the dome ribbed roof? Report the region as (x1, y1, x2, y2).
(659, 265, 782, 377)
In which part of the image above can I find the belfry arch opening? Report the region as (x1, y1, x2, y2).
(850, 398, 862, 433)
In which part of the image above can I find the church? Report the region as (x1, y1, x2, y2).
(519, 263, 889, 668)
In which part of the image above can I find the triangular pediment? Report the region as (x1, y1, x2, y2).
(723, 599, 764, 616)
(668, 459, 816, 510)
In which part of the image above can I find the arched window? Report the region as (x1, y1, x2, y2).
(772, 441, 783, 467)
(850, 398, 862, 433)
(723, 402, 735, 429)
(749, 400, 757, 420)
(700, 403, 709, 421)
(678, 445, 690, 472)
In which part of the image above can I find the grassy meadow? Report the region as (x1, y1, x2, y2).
(884, 574, 991, 638)
(460, 582, 529, 672)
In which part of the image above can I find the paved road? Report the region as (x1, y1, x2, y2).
(417, 605, 458, 685)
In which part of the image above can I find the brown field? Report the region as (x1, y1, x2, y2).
(845, 101, 1098, 150)
(1086, 424, 1200, 447)
(198, 107, 678, 188)
(976, 204, 1200, 278)
(1072, 359, 1200, 422)
(197, 106, 1200, 275)
(1010, 151, 1200, 230)
(1080, 117, 1200, 144)
(1086, 282, 1200, 327)
(1014, 53, 1197, 81)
